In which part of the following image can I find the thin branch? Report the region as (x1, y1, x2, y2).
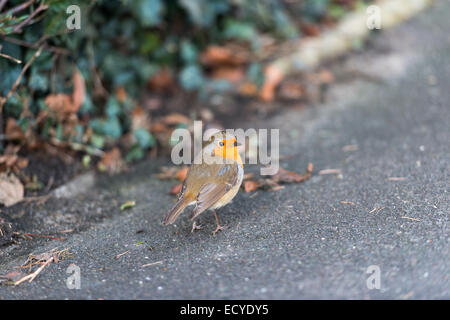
(0, 51, 21, 63)
(11, 2, 48, 34)
(14, 257, 53, 285)
(0, 0, 34, 18)
(0, 45, 43, 112)
(0, 0, 8, 12)
(2, 34, 71, 55)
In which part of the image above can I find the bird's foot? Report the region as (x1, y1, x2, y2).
(212, 224, 226, 235)
(191, 221, 203, 233)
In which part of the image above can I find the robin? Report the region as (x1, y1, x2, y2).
(163, 130, 243, 234)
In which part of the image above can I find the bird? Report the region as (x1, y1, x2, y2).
(163, 130, 244, 235)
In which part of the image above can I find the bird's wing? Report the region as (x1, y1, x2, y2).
(189, 164, 239, 221)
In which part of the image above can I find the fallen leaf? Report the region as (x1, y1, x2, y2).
(211, 67, 245, 83)
(175, 167, 189, 182)
(5, 118, 25, 140)
(156, 166, 179, 180)
(116, 87, 127, 103)
(45, 68, 85, 116)
(316, 69, 335, 84)
(0, 173, 24, 207)
(200, 45, 247, 67)
(260, 65, 284, 102)
(273, 164, 313, 183)
(243, 180, 259, 193)
(98, 147, 126, 174)
(147, 68, 174, 92)
(162, 113, 190, 125)
(301, 23, 321, 37)
(0, 271, 25, 284)
(71, 68, 86, 112)
(170, 183, 182, 195)
(44, 93, 72, 115)
(279, 81, 305, 100)
(131, 106, 151, 131)
(120, 200, 136, 211)
(151, 122, 168, 134)
(238, 82, 258, 96)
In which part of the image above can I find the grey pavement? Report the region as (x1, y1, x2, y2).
(0, 2, 449, 299)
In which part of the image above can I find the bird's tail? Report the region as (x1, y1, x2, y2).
(163, 197, 191, 225)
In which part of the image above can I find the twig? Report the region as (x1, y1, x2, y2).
(22, 194, 51, 205)
(23, 233, 66, 241)
(14, 257, 53, 285)
(388, 177, 406, 181)
(0, 45, 43, 112)
(0, 44, 21, 63)
(115, 250, 130, 259)
(401, 216, 420, 222)
(1, 36, 70, 55)
(0, 0, 8, 12)
(141, 261, 163, 268)
(0, 51, 21, 63)
(0, 0, 34, 18)
(318, 169, 341, 175)
(12, 3, 48, 34)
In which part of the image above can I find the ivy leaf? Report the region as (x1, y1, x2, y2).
(132, 0, 163, 27)
(179, 64, 204, 91)
(133, 128, 155, 149)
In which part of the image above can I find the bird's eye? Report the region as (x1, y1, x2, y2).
(219, 141, 224, 147)
(233, 141, 238, 147)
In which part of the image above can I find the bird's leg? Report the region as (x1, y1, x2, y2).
(212, 210, 225, 235)
(191, 220, 203, 233)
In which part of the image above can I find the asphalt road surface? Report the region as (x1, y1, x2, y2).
(0, 2, 448, 299)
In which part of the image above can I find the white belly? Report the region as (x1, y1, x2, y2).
(211, 163, 244, 209)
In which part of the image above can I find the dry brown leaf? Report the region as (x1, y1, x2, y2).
(5, 118, 25, 140)
(279, 81, 305, 100)
(260, 65, 284, 102)
(238, 82, 258, 97)
(163, 113, 190, 125)
(301, 23, 321, 37)
(317, 69, 335, 84)
(175, 167, 189, 182)
(0, 173, 24, 207)
(131, 107, 151, 131)
(155, 166, 179, 180)
(151, 122, 169, 134)
(211, 67, 245, 83)
(97, 148, 126, 174)
(243, 180, 260, 193)
(200, 45, 247, 67)
(0, 154, 28, 173)
(44, 93, 72, 115)
(0, 271, 25, 284)
(44, 68, 85, 116)
(170, 183, 182, 195)
(271, 163, 313, 184)
(147, 68, 174, 92)
(71, 68, 86, 112)
(116, 87, 127, 103)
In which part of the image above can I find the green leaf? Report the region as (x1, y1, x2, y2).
(120, 200, 136, 211)
(132, 0, 163, 27)
(179, 64, 204, 91)
(90, 134, 105, 149)
(28, 69, 48, 92)
(125, 144, 145, 162)
(180, 40, 197, 63)
(133, 128, 155, 149)
(106, 96, 121, 117)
